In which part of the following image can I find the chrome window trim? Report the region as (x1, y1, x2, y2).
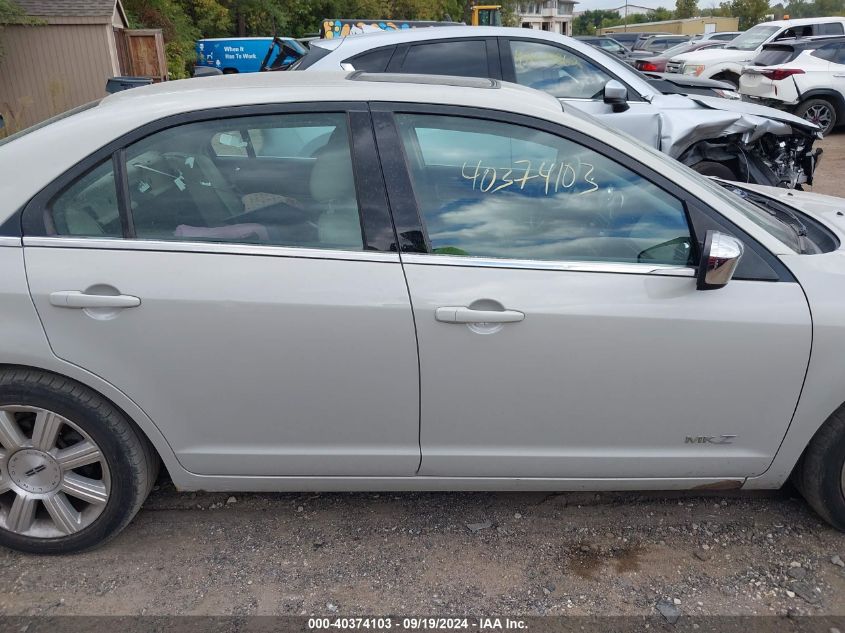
(22, 237, 401, 263)
(0, 237, 22, 248)
(399, 252, 695, 276)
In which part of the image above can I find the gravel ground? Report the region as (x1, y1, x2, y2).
(1, 134, 845, 622)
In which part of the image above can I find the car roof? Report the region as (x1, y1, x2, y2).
(757, 16, 845, 27)
(761, 34, 845, 48)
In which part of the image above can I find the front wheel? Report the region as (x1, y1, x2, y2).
(0, 369, 157, 554)
(796, 405, 845, 531)
(795, 98, 837, 136)
(691, 160, 739, 181)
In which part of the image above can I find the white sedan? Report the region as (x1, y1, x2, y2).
(0, 72, 844, 553)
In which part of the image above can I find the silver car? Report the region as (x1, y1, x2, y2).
(292, 26, 822, 188)
(1, 72, 845, 554)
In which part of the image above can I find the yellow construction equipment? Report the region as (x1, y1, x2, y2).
(471, 5, 502, 26)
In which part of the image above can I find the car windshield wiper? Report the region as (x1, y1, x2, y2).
(725, 184, 813, 253)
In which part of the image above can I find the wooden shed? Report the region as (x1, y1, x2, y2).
(0, 0, 165, 133)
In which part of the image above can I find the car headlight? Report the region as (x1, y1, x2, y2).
(683, 64, 705, 76)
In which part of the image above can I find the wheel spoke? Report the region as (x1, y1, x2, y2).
(31, 410, 63, 452)
(56, 440, 102, 470)
(43, 493, 82, 534)
(0, 450, 9, 493)
(61, 472, 108, 505)
(0, 411, 26, 451)
(7, 494, 37, 533)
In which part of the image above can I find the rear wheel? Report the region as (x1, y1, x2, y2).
(797, 405, 845, 531)
(795, 98, 837, 136)
(691, 160, 739, 181)
(0, 369, 157, 554)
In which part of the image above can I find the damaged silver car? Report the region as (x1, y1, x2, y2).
(294, 26, 821, 188)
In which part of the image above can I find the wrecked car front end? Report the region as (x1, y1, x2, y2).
(657, 93, 822, 188)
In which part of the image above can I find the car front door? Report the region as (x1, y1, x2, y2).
(500, 37, 663, 149)
(372, 104, 811, 480)
(22, 104, 421, 478)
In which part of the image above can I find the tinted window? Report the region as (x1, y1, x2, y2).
(124, 113, 363, 250)
(50, 159, 121, 237)
(395, 114, 693, 265)
(811, 43, 840, 61)
(754, 46, 797, 66)
(346, 46, 395, 72)
(401, 40, 488, 77)
(510, 40, 612, 99)
(816, 22, 844, 35)
(837, 45, 845, 64)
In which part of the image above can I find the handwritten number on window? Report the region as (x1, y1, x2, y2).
(461, 160, 598, 195)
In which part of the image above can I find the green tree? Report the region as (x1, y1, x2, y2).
(720, 0, 770, 28)
(675, 0, 698, 18)
(573, 9, 622, 34)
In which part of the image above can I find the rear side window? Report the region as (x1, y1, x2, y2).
(400, 40, 489, 78)
(345, 46, 396, 72)
(753, 46, 797, 66)
(816, 22, 844, 35)
(811, 43, 841, 61)
(288, 44, 331, 71)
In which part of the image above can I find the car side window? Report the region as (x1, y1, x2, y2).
(122, 113, 363, 249)
(811, 43, 840, 62)
(400, 40, 489, 78)
(510, 40, 612, 100)
(816, 22, 844, 35)
(394, 113, 694, 266)
(50, 159, 122, 237)
(346, 46, 396, 72)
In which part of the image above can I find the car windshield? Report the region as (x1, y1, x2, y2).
(726, 25, 779, 50)
(662, 42, 696, 57)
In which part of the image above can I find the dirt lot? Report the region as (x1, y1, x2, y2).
(1, 135, 845, 623)
(809, 130, 845, 197)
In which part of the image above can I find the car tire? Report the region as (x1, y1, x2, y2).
(0, 368, 158, 554)
(712, 73, 739, 89)
(797, 404, 845, 531)
(795, 98, 837, 136)
(691, 161, 738, 180)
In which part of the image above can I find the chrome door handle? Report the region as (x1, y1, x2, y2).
(49, 291, 141, 309)
(435, 306, 525, 324)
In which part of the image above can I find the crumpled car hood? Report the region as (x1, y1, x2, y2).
(651, 93, 819, 157)
(691, 95, 820, 133)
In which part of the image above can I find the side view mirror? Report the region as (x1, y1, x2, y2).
(697, 230, 744, 290)
(603, 79, 630, 112)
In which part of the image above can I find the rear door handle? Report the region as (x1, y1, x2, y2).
(49, 291, 141, 309)
(435, 306, 525, 324)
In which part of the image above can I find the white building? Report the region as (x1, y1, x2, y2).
(518, 1, 578, 36)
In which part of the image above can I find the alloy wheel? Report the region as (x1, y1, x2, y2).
(0, 406, 110, 538)
(803, 104, 833, 133)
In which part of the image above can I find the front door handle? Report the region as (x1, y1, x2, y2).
(49, 291, 141, 309)
(435, 306, 525, 324)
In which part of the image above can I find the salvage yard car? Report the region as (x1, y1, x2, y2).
(3, 72, 845, 554)
(292, 26, 822, 188)
(740, 35, 845, 136)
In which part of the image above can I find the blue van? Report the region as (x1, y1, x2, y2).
(195, 37, 306, 74)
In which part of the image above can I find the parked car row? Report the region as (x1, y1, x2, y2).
(294, 26, 821, 188)
(740, 35, 845, 135)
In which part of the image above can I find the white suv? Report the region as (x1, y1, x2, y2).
(740, 36, 845, 135)
(667, 17, 845, 86)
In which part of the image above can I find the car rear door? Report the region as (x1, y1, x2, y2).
(22, 104, 421, 478)
(372, 103, 811, 480)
